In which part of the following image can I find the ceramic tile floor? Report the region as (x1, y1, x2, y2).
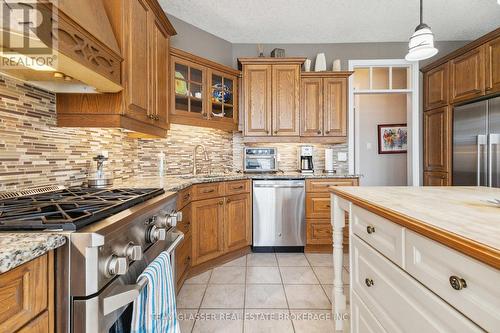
(176, 252, 350, 333)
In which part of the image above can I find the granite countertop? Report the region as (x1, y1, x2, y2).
(115, 172, 361, 192)
(0, 233, 66, 274)
(329, 186, 500, 269)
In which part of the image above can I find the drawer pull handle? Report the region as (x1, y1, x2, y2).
(365, 278, 374, 287)
(183, 193, 190, 200)
(326, 204, 331, 208)
(203, 189, 215, 193)
(233, 185, 244, 189)
(226, 199, 231, 203)
(449, 276, 467, 290)
(366, 225, 376, 234)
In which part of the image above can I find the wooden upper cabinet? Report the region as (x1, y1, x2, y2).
(423, 106, 451, 172)
(272, 64, 300, 136)
(224, 193, 252, 252)
(424, 63, 449, 110)
(151, 17, 170, 129)
(191, 197, 225, 265)
(450, 47, 485, 103)
(243, 64, 272, 136)
(323, 78, 347, 137)
(300, 77, 323, 136)
(486, 35, 500, 94)
(124, 0, 151, 123)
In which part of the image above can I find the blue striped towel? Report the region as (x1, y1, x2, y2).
(131, 251, 180, 333)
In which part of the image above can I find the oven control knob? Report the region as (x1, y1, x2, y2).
(125, 244, 142, 261)
(147, 225, 166, 243)
(106, 255, 127, 276)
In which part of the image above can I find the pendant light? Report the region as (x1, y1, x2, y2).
(405, 0, 438, 61)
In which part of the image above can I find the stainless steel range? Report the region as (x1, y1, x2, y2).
(0, 186, 183, 333)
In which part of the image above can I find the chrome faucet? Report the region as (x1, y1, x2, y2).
(192, 144, 210, 175)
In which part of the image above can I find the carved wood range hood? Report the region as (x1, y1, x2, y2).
(0, 0, 122, 93)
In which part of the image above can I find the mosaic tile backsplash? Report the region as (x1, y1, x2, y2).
(0, 75, 139, 191)
(232, 133, 348, 173)
(0, 74, 348, 191)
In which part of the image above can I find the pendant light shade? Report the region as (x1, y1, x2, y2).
(405, 0, 438, 61)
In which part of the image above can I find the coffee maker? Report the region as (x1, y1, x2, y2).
(299, 146, 314, 173)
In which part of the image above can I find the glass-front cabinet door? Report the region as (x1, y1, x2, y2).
(209, 70, 237, 124)
(172, 58, 206, 118)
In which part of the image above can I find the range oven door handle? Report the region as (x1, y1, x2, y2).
(102, 232, 184, 316)
(102, 279, 147, 316)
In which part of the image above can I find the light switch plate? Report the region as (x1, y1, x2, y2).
(337, 152, 347, 162)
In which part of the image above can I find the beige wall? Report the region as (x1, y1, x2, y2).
(356, 93, 408, 186)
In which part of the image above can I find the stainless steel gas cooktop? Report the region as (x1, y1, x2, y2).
(0, 187, 165, 230)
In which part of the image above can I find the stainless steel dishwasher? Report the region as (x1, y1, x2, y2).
(252, 179, 305, 249)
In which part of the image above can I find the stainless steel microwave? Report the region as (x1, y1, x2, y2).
(244, 147, 278, 172)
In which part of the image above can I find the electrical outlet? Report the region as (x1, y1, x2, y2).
(338, 152, 347, 162)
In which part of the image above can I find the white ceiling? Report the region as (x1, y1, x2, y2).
(159, 0, 500, 43)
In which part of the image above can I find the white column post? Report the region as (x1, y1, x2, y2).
(332, 194, 346, 331)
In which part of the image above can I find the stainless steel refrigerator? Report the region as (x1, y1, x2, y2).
(453, 96, 500, 186)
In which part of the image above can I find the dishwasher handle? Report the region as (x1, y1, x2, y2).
(253, 184, 304, 188)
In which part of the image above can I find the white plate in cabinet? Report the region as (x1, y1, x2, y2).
(405, 230, 500, 333)
(351, 291, 386, 333)
(352, 235, 483, 333)
(351, 205, 404, 267)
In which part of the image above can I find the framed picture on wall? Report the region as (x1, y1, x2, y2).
(377, 124, 407, 154)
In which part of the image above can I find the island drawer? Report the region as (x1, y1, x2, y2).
(352, 235, 483, 333)
(405, 230, 500, 332)
(306, 178, 358, 192)
(224, 179, 250, 195)
(191, 182, 225, 200)
(351, 205, 404, 266)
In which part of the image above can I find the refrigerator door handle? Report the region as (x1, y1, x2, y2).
(477, 135, 487, 186)
(488, 134, 500, 187)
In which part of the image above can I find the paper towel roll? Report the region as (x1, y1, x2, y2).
(325, 148, 334, 172)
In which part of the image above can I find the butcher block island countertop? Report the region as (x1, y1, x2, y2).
(329, 186, 500, 269)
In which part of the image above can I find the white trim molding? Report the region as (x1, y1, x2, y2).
(348, 59, 420, 186)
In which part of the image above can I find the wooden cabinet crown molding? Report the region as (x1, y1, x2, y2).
(238, 57, 306, 68)
(171, 48, 240, 76)
(421, 27, 500, 73)
(300, 71, 353, 78)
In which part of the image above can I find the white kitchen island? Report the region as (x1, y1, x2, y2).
(329, 186, 500, 333)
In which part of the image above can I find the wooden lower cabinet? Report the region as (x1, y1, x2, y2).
(305, 178, 358, 252)
(0, 252, 54, 333)
(224, 193, 252, 252)
(423, 106, 451, 172)
(188, 180, 252, 266)
(423, 171, 450, 186)
(191, 197, 225, 265)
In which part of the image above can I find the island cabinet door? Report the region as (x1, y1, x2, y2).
(272, 64, 300, 136)
(423, 106, 451, 172)
(450, 46, 485, 103)
(486, 35, 500, 95)
(300, 77, 323, 136)
(123, 0, 152, 123)
(323, 77, 347, 137)
(191, 198, 225, 265)
(224, 193, 252, 252)
(243, 64, 272, 136)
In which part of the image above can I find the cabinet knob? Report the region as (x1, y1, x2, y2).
(449, 276, 467, 290)
(274, 130, 278, 134)
(317, 130, 322, 134)
(155, 115, 160, 120)
(365, 278, 374, 287)
(183, 193, 190, 200)
(325, 130, 330, 134)
(218, 200, 224, 205)
(366, 225, 376, 234)
(266, 130, 270, 134)
(148, 114, 154, 119)
(226, 198, 231, 203)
